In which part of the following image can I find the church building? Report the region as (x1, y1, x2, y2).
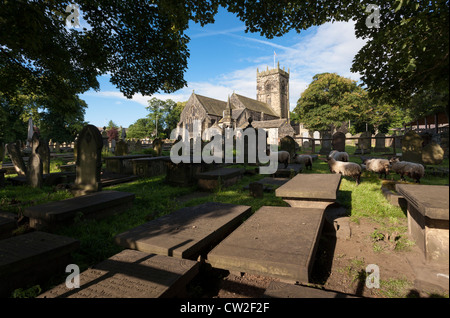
(176, 63, 295, 140)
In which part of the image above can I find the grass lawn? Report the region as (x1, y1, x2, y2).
(1, 149, 448, 298)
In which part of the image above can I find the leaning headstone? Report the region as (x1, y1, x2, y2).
(27, 133, 43, 188)
(319, 132, 332, 155)
(402, 130, 423, 163)
(280, 135, 296, 159)
(37, 138, 50, 174)
(115, 140, 128, 156)
(374, 132, 388, 153)
(332, 132, 346, 152)
(72, 124, 103, 196)
(422, 141, 444, 165)
(6, 142, 27, 176)
(153, 138, 163, 156)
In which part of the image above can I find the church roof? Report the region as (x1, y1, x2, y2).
(194, 94, 229, 117)
(233, 93, 278, 117)
(238, 119, 290, 129)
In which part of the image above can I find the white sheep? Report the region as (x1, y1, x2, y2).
(364, 158, 391, 179)
(278, 150, 290, 169)
(327, 156, 362, 185)
(329, 150, 349, 162)
(389, 157, 425, 183)
(292, 154, 313, 170)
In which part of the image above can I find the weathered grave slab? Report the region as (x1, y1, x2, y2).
(275, 174, 341, 209)
(259, 163, 302, 178)
(38, 249, 199, 298)
(0, 231, 79, 297)
(396, 184, 449, 264)
(243, 177, 289, 193)
(196, 168, 245, 191)
(115, 202, 252, 260)
(23, 190, 135, 230)
(132, 156, 170, 178)
(104, 154, 153, 175)
(263, 281, 358, 298)
(207, 206, 326, 283)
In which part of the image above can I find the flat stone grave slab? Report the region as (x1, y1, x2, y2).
(396, 184, 449, 264)
(0, 231, 79, 297)
(38, 249, 199, 298)
(101, 172, 138, 187)
(207, 206, 326, 283)
(104, 154, 154, 175)
(196, 168, 245, 191)
(259, 163, 303, 178)
(263, 281, 358, 298)
(275, 173, 342, 209)
(115, 202, 252, 260)
(243, 177, 289, 192)
(23, 190, 135, 230)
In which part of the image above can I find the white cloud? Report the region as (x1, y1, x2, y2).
(159, 20, 366, 111)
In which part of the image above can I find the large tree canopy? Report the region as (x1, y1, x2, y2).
(223, 0, 449, 117)
(294, 73, 408, 133)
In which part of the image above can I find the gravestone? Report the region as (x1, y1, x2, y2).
(422, 141, 444, 165)
(27, 133, 43, 188)
(402, 130, 423, 163)
(331, 132, 346, 152)
(72, 124, 103, 196)
(54, 141, 60, 153)
(356, 131, 372, 154)
(110, 139, 116, 153)
(374, 132, 388, 152)
(207, 206, 326, 283)
(134, 139, 142, 153)
(37, 138, 50, 174)
(280, 135, 296, 159)
(38, 249, 199, 298)
(0, 231, 79, 297)
(115, 202, 252, 260)
(115, 140, 128, 156)
(319, 132, 332, 155)
(6, 142, 27, 176)
(153, 138, 163, 156)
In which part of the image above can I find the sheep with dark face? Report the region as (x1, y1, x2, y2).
(292, 154, 313, 170)
(278, 150, 290, 169)
(364, 158, 391, 179)
(329, 150, 349, 162)
(389, 157, 425, 183)
(327, 156, 362, 185)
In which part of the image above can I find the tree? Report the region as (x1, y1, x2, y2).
(126, 118, 153, 139)
(0, 0, 219, 101)
(294, 73, 366, 132)
(222, 0, 449, 114)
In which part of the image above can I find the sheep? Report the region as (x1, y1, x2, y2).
(364, 158, 391, 179)
(278, 150, 290, 169)
(327, 156, 362, 185)
(389, 157, 425, 183)
(329, 150, 349, 162)
(292, 154, 313, 170)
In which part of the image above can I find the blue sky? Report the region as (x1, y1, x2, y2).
(80, 8, 366, 128)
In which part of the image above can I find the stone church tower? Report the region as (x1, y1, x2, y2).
(256, 63, 290, 120)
